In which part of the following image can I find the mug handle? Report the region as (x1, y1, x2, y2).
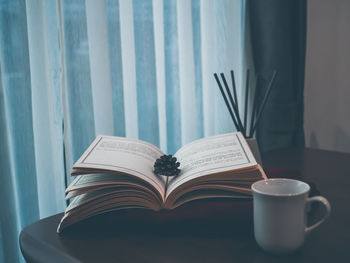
(305, 196, 331, 233)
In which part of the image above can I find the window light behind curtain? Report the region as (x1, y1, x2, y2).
(61, 0, 246, 185)
(0, 0, 245, 262)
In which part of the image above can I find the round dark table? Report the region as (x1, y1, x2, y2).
(20, 148, 350, 262)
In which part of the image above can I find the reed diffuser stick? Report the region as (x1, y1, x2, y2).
(220, 73, 245, 134)
(243, 69, 250, 137)
(214, 73, 240, 131)
(230, 70, 240, 124)
(248, 73, 260, 138)
(251, 70, 277, 136)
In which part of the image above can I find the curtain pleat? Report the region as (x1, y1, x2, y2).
(26, 0, 66, 218)
(177, 0, 199, 146)
(106, 0, 126, 137)
(133, 0, 160, 147)
(0, 1, 39, 262)
(164, 0, 181, 154)
(153, 0, 167, 152)
(191, 0, 204, 140)
(119, 0, 139, 139)
(86, 0, 115, 136)
(200, 0, 215, 136)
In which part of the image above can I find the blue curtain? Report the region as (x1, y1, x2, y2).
(0, 0, 245, 262)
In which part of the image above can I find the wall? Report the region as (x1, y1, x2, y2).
(304, 0, 350, 153)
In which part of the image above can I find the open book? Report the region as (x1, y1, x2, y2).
(57, 132, 266, 232)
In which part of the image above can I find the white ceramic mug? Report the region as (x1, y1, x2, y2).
(251, 178, 331, 254)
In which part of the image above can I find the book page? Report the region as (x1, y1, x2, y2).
(73, 135, 166, 198)
(166, 132, 256, 197)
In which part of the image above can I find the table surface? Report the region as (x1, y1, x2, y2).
(20, 148, 350, 263)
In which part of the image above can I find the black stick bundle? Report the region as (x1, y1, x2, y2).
(214, 70, 277, 138)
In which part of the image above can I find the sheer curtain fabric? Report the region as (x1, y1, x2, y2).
(0, 0, 245, 262)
